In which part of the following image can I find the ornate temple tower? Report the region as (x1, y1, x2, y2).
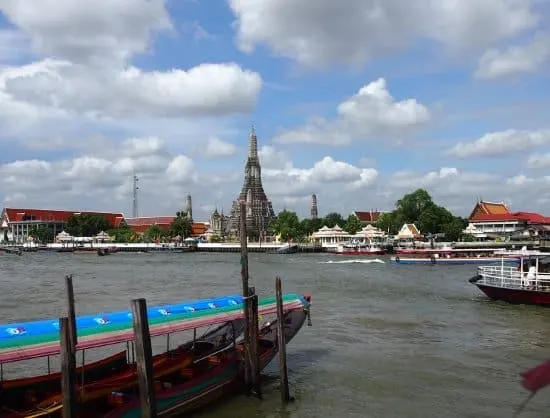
(228, 126, 275, 240)
(311, 193, 318, 220)
(185, 194, 193, 222)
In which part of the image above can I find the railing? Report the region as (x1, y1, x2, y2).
(478, 265, 550, 289)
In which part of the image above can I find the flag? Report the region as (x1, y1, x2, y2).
(521, 360, 550, 393)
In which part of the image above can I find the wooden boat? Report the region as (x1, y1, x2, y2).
(469, 250, 550, 306)
(268, 244, 299, 254)
(0, 293, 308, 416)
(0, 351, 127, 408)
(99, 304, 310, 417)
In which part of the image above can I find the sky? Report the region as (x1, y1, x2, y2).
(0, 0, 549, 221)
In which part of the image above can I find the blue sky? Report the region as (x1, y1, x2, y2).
(0, 0, 549, 220)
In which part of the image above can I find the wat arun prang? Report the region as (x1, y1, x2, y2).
(228, 127, 275, 241)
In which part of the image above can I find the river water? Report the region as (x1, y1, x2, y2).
(1, 252, 549, 417)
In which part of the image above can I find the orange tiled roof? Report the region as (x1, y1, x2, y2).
(470, 212, 550, 224)
(468, 200, 510, 220)
(2, 208, 125, 227)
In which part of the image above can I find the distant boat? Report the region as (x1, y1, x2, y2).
(269, 243, 299, 254)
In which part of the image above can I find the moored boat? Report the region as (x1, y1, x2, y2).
(0, 293, 309, 416)
(99, 305, 310, 417)
(334, 240, 386, 256)
(392, 254, 520, 265)
(469, 250, 550, 306)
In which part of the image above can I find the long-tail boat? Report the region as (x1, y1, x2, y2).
(0, 293, 309, 417)
(100, 297, 311, 417)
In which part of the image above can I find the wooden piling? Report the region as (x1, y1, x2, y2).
(249, 288, 262, 398)
(239, 202, 252, 388)
(65, 275, 77, 351)
(131, 298, 157, 418)
(60, 317, 77, 418)
(275, 276, 290, 403)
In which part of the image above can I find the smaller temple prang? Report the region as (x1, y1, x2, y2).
(311, 193, 318, 220)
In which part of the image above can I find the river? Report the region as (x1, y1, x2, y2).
(1, 252, 549, 417)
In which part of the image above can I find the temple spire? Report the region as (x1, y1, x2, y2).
(248, 124, 258, 159)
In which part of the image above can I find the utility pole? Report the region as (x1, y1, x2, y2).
(132, 174, 139, 218)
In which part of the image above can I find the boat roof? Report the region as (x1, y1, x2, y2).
(494, 249, 550, 257)
(0, 293, 307, 364)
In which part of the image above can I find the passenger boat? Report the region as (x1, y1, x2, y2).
(391, 252, 520, 265)
(394, 247, 501, 256)
(469, 250, 550, 306)
(334, 241, 386, 256)
(0, 293, 309, 416)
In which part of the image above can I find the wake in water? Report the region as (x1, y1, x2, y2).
(320, 259, 385, 264)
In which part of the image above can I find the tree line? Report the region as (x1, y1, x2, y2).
(268, 188, 469, 242)
(29, 212, 193, 243)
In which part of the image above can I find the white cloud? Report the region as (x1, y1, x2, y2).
(527, 152, 550, 168)
(0, 137, 207, 214)
(201, 137, 237, 158)
(274, 78, 430, 146)
(1, 60, 263, 119)
(0, 0, 172, 66)
(386, 167, 550, 215)
(475, 33, 550, 78)
(229, 0, 539, 68)
(261, 150, 378, 198)
(446, 129, 550, 158)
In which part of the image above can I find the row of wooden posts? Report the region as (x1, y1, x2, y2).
(58, 202, 291, 418)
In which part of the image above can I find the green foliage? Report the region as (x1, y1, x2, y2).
(209, 234, 222, 243)
(376, 188, 468, 240)
(344, 214, 363, 234)
(462, 233, 476, 242)
(170, 212, 192, 238)
(29, 225, 54, 243)
(65, 213, 112, 237)
(108, 227, 134, 243)
(270, 210, 303, 241)
(323, 212, 345, 228)
(145, 224, 166, 241)
(300, 218, 323, 238)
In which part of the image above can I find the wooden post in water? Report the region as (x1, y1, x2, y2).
(239, 201, 252, 389)
(65, 275, 77, 351)
(249, 287, 262, 397)
(275, 276, 290, 403)
(60, 317, 77, 418)
(131, 298, 157, 418)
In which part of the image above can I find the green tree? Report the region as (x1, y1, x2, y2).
(270, 210, 303, 241)
(323, 212, 345, 228)
(300, 218, 323, 238)
(209, 234, 222, 243)
(395, 188, 434, 223)
(170, 212, 192, 238)
(29, 225, 54, 243)
(375, 212, 401, 235)
(65, 213, 112, 236)
(345, 214, 363, 234)
(108, 226, 134, 243)
(442, 217, 468, 241)
(145, 224, 165, 241)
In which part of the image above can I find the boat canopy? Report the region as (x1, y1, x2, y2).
(0, 293, 307, 364)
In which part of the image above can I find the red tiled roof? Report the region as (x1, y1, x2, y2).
(125, 217, 176, 226)
(2, 208, 125, 227)
(125, 217, 209, 236)
(353, 211, 383, 222)
(470, 212, 550, 224)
